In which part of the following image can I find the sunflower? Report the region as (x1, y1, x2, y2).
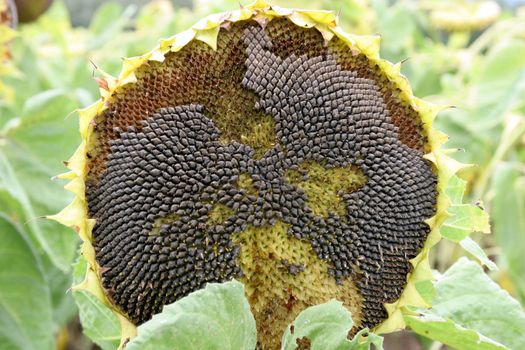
(52, 1, 456, 349)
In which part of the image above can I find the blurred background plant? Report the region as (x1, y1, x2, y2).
(0, 0, 524, 349)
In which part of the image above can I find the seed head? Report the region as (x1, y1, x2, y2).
(53, 4, 448, 349)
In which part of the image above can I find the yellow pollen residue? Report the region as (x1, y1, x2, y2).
(285, 161, 367, 218)
(149, 213, 179, 236)
(207, 203, 235, 225)
(234, 221, 363, 350)
(237, 172, 258, 196)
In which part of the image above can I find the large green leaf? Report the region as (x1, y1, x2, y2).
(72, 256, 121, 350)
(0, 215, 54, 350)
(406, 258, 525, 350)
(125, 280, 256, 350)
(281, 300, 383, 350)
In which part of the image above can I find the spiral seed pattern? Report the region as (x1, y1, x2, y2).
(87, 19, 437, 336)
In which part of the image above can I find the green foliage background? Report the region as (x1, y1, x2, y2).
(0, 0, 524, 349)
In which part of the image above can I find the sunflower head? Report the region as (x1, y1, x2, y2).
(429, 1, 501, 32)
(52, 1, 453, 349)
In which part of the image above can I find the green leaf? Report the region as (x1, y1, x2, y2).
(472, 42, 525, 120)
(414, 279, 435, 305)
(442, 176, 495, 268)
(0, 152, 77, 334)
(477, 42, 525, 84)
(405, 311, 506, 350)
(89, 3, 125, 35)
(88, 3, 136, 50)
(0, 89, 80, 272)
(464, 41, 525, 131)
(74, 291, 121, 350)
(374, 3, 420, 61)
(406, 258, 525, 350)
(281, 300, 383, 350)
(125, 280, 257, 350)
(0, 151, 69, 270)
(347, 329, 384, 350)
(441, 175, 490, 242)
(491, 163, 525, 303)
(72, 256, 121, 350)
(459, 236, 497, 271)
(281, 300, 354, 350)
(444, 174, 467, 204)
(441, 204, 489, 241)
(0, 214, 54, 350)
(0, 90, 81, 331)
